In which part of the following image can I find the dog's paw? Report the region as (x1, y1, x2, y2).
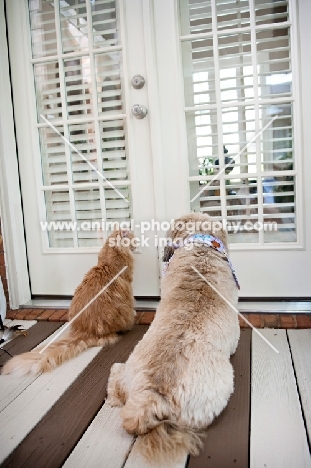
(106, 395, 125, 408)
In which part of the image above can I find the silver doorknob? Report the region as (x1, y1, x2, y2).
(131, 75, 145, 89)
(132, 104, 148, 119)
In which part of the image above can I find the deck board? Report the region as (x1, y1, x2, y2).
(250, 329, 311, 468)
(187, 328, 251, 468)
(63, 405, 134, 468)
(0, 321, 62, 366)
(2, 325, 147, 468)
(0, 345, 102, 465)
(288, 329, 311, 446)
(0, 324, 67, 413)
(124, 437, 188, 468)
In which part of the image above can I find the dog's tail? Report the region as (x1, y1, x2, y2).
(2, 332, 119, 377)
(121, 393, 203, 464)
(137, 422, 203, 464)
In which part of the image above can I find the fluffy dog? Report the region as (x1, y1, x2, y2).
(107, 213, 240, 464)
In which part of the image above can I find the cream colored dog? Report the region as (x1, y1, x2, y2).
(107, 213, 240, 464)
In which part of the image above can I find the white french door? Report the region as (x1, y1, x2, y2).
(6, 0, 160, 296)
(4, 0, 311, 299)
(151, 0, 311, 297)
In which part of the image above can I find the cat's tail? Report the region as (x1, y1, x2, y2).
(121, 392, 204, 464)
(1, 332, 119, 377)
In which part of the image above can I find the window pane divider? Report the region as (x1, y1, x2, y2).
(85, 0, 107, 238)
(41, 180, 132, 191)
(288, 0, 301, 246)
(179, 21, 292, 42)
(53, 0, 78, 248)
(249, 0, 264, 244)
(188, 169, 297, 182)
(210, 0, 226, 222)
(36, 113, 127, 128)
(31, 45, 122, 64)
(184, 96, 294, 113)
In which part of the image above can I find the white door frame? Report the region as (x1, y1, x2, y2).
(1, 0, 311, 305)
(0, 0, 30, 309)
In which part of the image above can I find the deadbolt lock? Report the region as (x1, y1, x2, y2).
(131, 75, 145, 89)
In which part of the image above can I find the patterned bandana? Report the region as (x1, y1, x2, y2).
(162, 233, 240, 290)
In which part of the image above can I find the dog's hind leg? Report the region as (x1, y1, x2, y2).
(121, 390, 171, 435)
(121, 390, 202, 464)
(106, 363, 127, 407)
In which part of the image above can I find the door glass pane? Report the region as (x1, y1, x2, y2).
(68, 122, 98, 183)
(179, 0, 296, 245)
(216, 0, 250, 30)
(263, 175, 296, 243)
(260, 103, 294, 171)
(99, 119, 128, 180)
(64, 57, 93, 119)
(179, 0, 213, 36)
(45, 190, 75, 247)
(95, 52, 123, 115)
(219, 32, 253, 102)
(34, 62, 62, 120)
(226, 176, 259, 244)
(255, 0, 289, 25)
(104, 186, 131, 223)
(29, 0, 58, 58)
(186, 109, 217, 177)
(222, 106, 257, 174)
(74, 188, 102, 248)
(190, 181, 221, 217)
(91, 1, 118, 48)
(29, 0, 131, 249)
(40, 125, 68, 185)
(73, 185, 132, 248)
(60, 0, 89, 54)
(257, 27, 291, 100)
(181, 40, 216, 107)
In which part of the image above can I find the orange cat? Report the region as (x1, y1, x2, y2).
(2, 228, 136, 376)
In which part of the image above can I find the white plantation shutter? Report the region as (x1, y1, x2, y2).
(29, 1, 58, 57)
(255, 0, 289, 24)
(40, 126, 68, 185)
(45, 190, 75, 247)
(59, 1, 89, 54)
(91, 1, 119, 48)
(28, 0, 131, 248)
(179, 0, 297, 244)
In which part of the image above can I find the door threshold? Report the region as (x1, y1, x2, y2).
(21, 299, 311, 313)
(22, 299, 71, 310)
(21, 298, 160, 311)
(238, 301, 311, 314)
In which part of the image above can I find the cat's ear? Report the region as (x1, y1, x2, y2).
(162, 245, 174, 262)
(121, 229, 130, 238)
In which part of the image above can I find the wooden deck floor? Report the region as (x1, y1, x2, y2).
(0, 321, 310, 468)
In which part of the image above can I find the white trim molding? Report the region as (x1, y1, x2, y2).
(0, 0, 30, 308)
